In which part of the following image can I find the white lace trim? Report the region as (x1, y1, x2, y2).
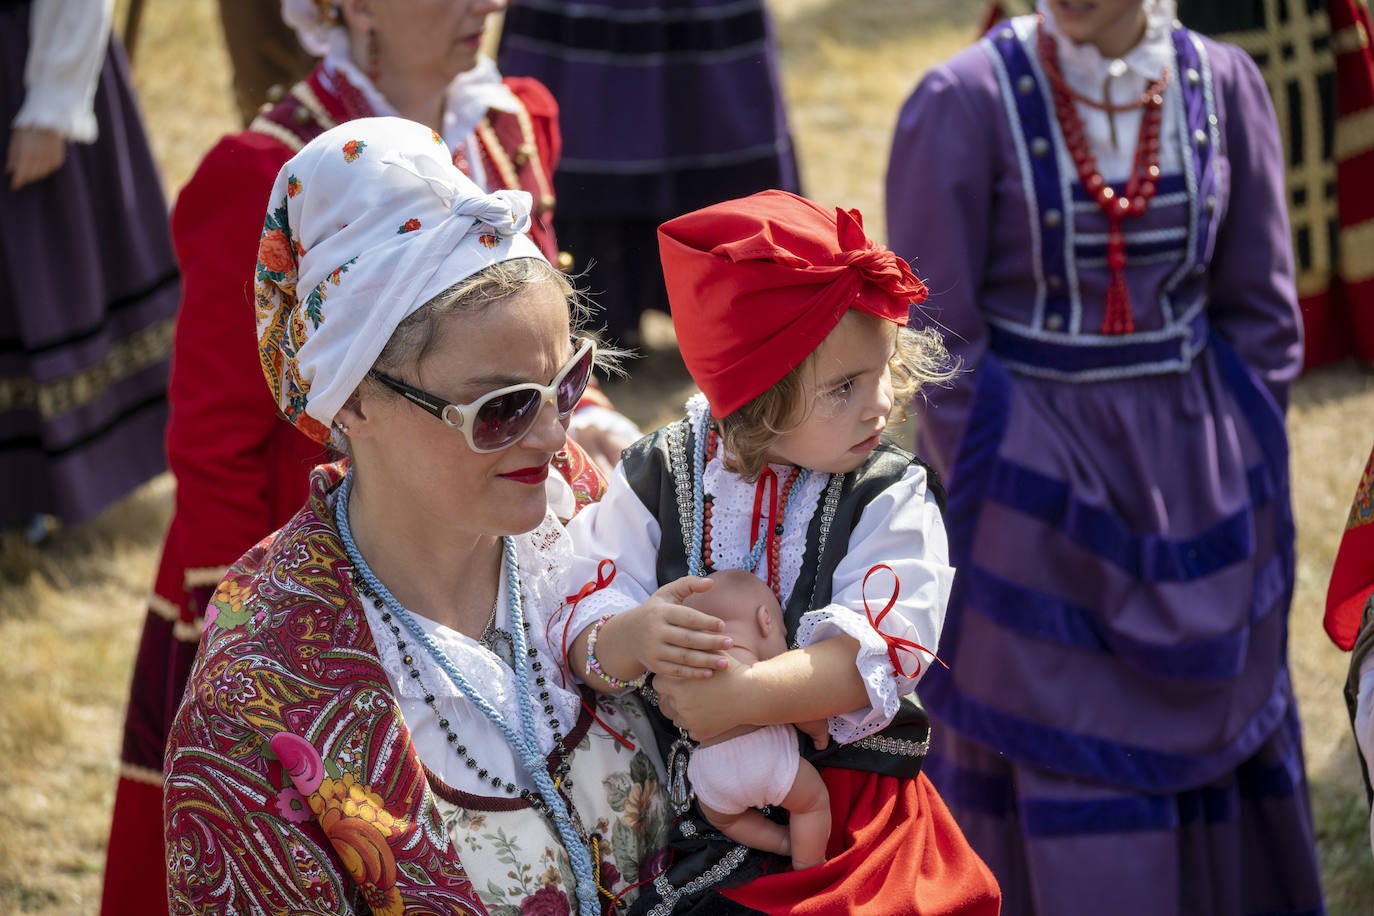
(796, 609, 914, 743)
(702, 454, 827, 601)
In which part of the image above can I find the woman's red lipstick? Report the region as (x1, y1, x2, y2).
(499, 464, 550, 485)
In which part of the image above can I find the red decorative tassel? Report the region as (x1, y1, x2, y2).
(1101, 223, 1135, 335)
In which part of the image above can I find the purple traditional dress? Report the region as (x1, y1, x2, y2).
(0, 0, 178, 530)
(885, 4, 1325, 914)
(496, 0, 800, 341)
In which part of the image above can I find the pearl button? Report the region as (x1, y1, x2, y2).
(1046, 274, 1063, 290)
(1194, 129, 1208, 147)
(1031, 137, 1050, 158)
(1044, 209, 1062, 228)
(1186, 68, 1200, 86)
(1018, 75, 1036, 96)
(1045, 313, 1065, 330)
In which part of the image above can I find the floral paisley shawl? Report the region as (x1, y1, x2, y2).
(164, 449, 606, 915)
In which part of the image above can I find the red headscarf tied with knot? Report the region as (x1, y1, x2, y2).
(658, 189, 928, 417)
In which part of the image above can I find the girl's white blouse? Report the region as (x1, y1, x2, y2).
(564, 405, 953, 745)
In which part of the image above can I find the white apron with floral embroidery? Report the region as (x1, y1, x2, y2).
(433, 694, 671, 915)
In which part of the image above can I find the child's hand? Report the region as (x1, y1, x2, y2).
(796, 719, 830, 751)
(624, 575, 734, 678)
(655, 655, 752, 740)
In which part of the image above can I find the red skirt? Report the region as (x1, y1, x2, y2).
(722, 768, 1001, 915)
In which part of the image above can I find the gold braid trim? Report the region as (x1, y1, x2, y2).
(184, 565, 230, 588)
(148, 592, 179, 622)
(247, 81, 339, 153)
(1332, 20, 1371, 55)
(0, 318, 173, 419)
(475, 101, 555, 208)
(118, 761, 166, 787)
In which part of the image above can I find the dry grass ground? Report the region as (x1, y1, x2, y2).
(0, 0, 1370, 912)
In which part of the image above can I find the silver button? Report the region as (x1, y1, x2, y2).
(1031, 137, 1050, 158)
(1186, 68, 1200, 86)
(1018, 75, 1036, 96)
(1044, 208, 1063, 228)
(1045, 313, 1065, 330)
(1208, 114, 1219, 127)
(1194, 129, 1209, 147)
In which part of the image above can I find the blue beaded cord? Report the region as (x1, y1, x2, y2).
(334, 472, 600, 916)
(688, 403, 812, 583)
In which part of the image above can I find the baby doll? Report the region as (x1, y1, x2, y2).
(681, 569, 832, 870)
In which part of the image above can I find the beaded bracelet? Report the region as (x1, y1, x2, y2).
(585, 614, 647, 690)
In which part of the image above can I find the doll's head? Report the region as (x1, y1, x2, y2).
(658, 190, 952, 480)
(685, 569, 789, 662)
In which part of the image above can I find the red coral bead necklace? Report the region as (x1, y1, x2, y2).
(1036, 18, 1170, 335)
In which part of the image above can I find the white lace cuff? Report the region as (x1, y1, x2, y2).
(561, 586, 638, 684)
(796, 608, 913, 744)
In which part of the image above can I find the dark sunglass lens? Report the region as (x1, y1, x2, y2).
(473, 388, 541, 450)
(556, 348, 595, 415)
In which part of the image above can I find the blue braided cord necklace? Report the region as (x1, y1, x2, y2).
(687, 404, 812, 581)
(333, 471, 600, 916)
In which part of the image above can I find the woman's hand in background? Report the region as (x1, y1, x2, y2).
(7, 126, 65, 190)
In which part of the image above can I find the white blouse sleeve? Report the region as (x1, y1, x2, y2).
(14, 0, 114, 142)
(561, 462, 663, 673)
(794, 462, 952, 743)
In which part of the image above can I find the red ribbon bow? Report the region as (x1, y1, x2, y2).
(862, 563, 946, 679)
(552, 559, 635, 751)
(835, 207, 929, 307)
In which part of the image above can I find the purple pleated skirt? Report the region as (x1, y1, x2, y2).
(0, 3, 179, 529)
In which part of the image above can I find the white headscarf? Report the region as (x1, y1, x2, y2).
(254, 117, 548, 444)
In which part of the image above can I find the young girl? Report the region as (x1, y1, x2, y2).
(559, 190, 1001, 914)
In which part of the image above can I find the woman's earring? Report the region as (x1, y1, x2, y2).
(335, 421, 350, 434)
(367, 28, 380, 83)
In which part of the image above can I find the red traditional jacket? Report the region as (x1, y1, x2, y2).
(1327, 444, 1374, 649)
(164, 452, 605, 914)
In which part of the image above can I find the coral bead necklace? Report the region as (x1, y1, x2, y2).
(1036, 19, 1170, 335)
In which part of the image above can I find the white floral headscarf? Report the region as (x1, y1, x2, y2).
(254, 116, 547, 443)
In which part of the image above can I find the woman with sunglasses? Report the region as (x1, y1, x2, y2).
(102, 2, 642, 911)
(163, 117, 676, 915)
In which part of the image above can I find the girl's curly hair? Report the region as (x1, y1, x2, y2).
(716, 321, 953, 481)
